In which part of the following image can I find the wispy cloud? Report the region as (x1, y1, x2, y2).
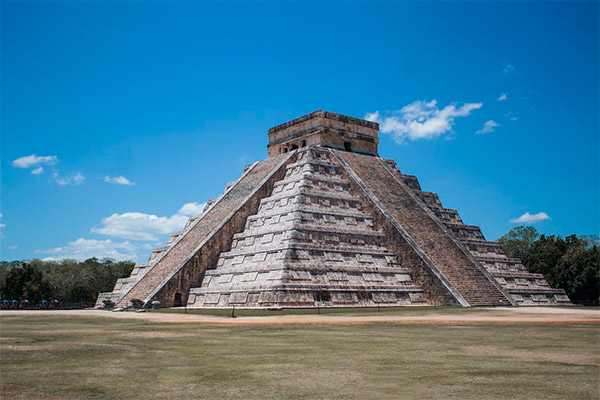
(503, 63, 518, 75)
(239, 153, 251, 165)
(91, 202, 206, 241)
(510, 212, 551, 224)
(55, 172, 85, 186)
(8, 245, 18, 250)
(14, 154, 87, 186)
(0, 214, 5, 237)
(104, 175, 134, 186)
(476, 120, 500, 135)
(12, 154, 58, 169)
(35, 238, 139, 262)
(505, 112, 518, 121)
(498, 93, 507, 101)
(365, 99, 482, 143)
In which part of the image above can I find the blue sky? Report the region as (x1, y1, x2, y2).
(1, 1, 598, 262)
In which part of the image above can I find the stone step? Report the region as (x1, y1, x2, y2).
(114, 152, 294, 307)
(188, 147, 427, 309)
(335, 150, 512, 307)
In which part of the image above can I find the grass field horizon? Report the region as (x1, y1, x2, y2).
(1, 307, 598, 399)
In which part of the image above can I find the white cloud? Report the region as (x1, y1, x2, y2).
(498, 93, 507, 101)
(92, 213, 187, 241)
(35, 238, 139, 261)
(91, 202, 206, 241)
(503, 63, 517, 75)
(510, 212, 551, 224)
(8, 245, 18, 250)
(13, 154, 87, 186)
(364, 111, 380, 123)
(56, 173, 85, 186)
(178, 202, 207, 216)
(12, 154, 58, 169)
(365, 100, 482, 142)
(239, 153, 250, 165)
(476, 120, 500, 135)
(104, 175, 134, 186)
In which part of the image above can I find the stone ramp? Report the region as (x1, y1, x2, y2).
(335, 150, 513, 307)
(115, 152, 294, 307)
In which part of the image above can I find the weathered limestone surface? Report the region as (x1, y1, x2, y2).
(381, 160, 571, 306)
(97, 110, 571, 308)
(98, 152, 293, 308)
(188, 147, 426, 308)
(335, 150, 513, 306)
(268, 110, 379, 157)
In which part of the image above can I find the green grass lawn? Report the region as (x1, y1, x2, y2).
(1, 313, 598, 399)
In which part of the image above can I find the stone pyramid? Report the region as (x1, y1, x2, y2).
(187, 147, 426, 308)
(97, 110, 571, 308)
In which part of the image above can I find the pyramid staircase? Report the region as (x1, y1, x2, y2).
(379, 162, 571, 305)
(188, 147, 426, 308)
(334, 150, 514, 306)
(96, 152, 294, 308)
(97, 110, 571, 308)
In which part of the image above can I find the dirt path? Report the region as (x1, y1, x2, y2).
(1, 307, 598, 325)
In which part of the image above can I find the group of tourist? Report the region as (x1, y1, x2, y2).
(0, 299, 61, 310)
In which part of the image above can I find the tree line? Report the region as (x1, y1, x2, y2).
(498, 226, 599, 305)
(0, 258, 134, 304)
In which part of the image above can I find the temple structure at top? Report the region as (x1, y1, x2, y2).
(267, 110, 379, 157)
(97, 110, 571, 309)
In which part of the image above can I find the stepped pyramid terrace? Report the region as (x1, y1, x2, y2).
(96, 110, 572, 309)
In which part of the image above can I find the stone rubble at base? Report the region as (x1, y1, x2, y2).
(96, 110, 571, 309)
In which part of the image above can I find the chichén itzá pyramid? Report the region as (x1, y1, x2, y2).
(97, 110, 571, 308)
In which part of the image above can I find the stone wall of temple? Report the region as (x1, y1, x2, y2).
(267, 110, 379, 157)
(188, 147, 426, 308)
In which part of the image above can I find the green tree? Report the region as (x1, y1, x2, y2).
(555, 242, 599, 304)
(498, 226, 539, 260)
(0, 258, 134, 303)
(1, 263, 50, 301)
(524, 234, 599, 305)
